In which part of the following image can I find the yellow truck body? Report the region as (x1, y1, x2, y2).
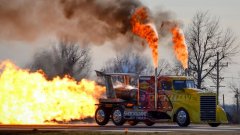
(159, 76, 228, 124)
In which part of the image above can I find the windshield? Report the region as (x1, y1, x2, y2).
(186, 80, 196, 88)
(173, 80, 196, 90)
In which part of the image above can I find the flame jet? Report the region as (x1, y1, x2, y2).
(131, 7, 159, 68)
(171, 26, 188, 69)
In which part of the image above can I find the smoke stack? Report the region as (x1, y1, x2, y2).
(154, 67, 158, 109)
(185, 68, 188, 76)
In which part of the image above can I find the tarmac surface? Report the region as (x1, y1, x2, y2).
(0, 123, 239, 134)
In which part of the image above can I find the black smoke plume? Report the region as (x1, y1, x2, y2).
(0, 0, 179, 48)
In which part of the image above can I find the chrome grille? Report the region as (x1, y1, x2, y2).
(200, 96, 216, 121)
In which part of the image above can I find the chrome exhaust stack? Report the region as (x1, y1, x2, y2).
(155, 68, 158, 109)
(185, 68, 188, 76)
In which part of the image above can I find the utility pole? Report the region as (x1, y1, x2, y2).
(236, 89, 239, 117)
(222, 94, 225, 109)
(216, 52, 219, 105)
(235, 89, 239, 123)
(210, 52, 228, 105)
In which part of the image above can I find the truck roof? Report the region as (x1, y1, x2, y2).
(159, 75, 194, 80)
(96, 70, 194, 80)
(95, 70, 139, 77)
(139, 75, 194, 80)
(105, 73, 139, 77)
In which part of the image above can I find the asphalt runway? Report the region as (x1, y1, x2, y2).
(0, 123, 239, 134)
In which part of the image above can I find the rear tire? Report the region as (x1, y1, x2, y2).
(175, 108, 190, 127)
(208, 123, 221, 127)
(128, 120, 139, 126)
(95, 106, 110, 126)
(112, 107, 125, 126)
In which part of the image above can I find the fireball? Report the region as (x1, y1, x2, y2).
(0, 60, 105, 124)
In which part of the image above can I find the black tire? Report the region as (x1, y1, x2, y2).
(144, 120, 155, 126)
(128, 120, 139, 126)
(111, 107, 125, 126)
(208, 123, 221, 127)
(175, 108, 190, 127)
(95, 106, 110, 126)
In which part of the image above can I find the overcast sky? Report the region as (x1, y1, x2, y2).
(0, 0, 239, 104)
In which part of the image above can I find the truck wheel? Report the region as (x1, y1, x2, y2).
(128, 120, 138, 126)
(175, 108, 190, 127)
(144, 120, 155, 126)
(208, 123, 221, 127)
(95, 106, 109, 126)
(112, 107, 125, 126)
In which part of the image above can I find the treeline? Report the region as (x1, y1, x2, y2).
(223, 105, 240, 124)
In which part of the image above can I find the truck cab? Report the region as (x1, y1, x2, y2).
(156, 76, 228, 127)
(94, 71, 228, 127)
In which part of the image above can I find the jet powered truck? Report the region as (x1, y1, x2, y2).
(94, 70, 228, 127)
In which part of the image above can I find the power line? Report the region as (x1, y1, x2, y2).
(224, 77, 240, 79)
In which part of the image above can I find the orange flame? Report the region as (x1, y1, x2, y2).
(131, 7, 159, 68)
(0, 60, 105, 124)
(171, 26, 188, 69)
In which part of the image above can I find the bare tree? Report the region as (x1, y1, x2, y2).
(228, 80, 240, 123)
(101, 50, 150, 75)
(30, 41, 91, 80)
(169, 61, 186, 76)
(156, 59, 185, 76)
(185, 11, 239, 89)
(101, 50, 180, 76)
(154, 59, 171, 75)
